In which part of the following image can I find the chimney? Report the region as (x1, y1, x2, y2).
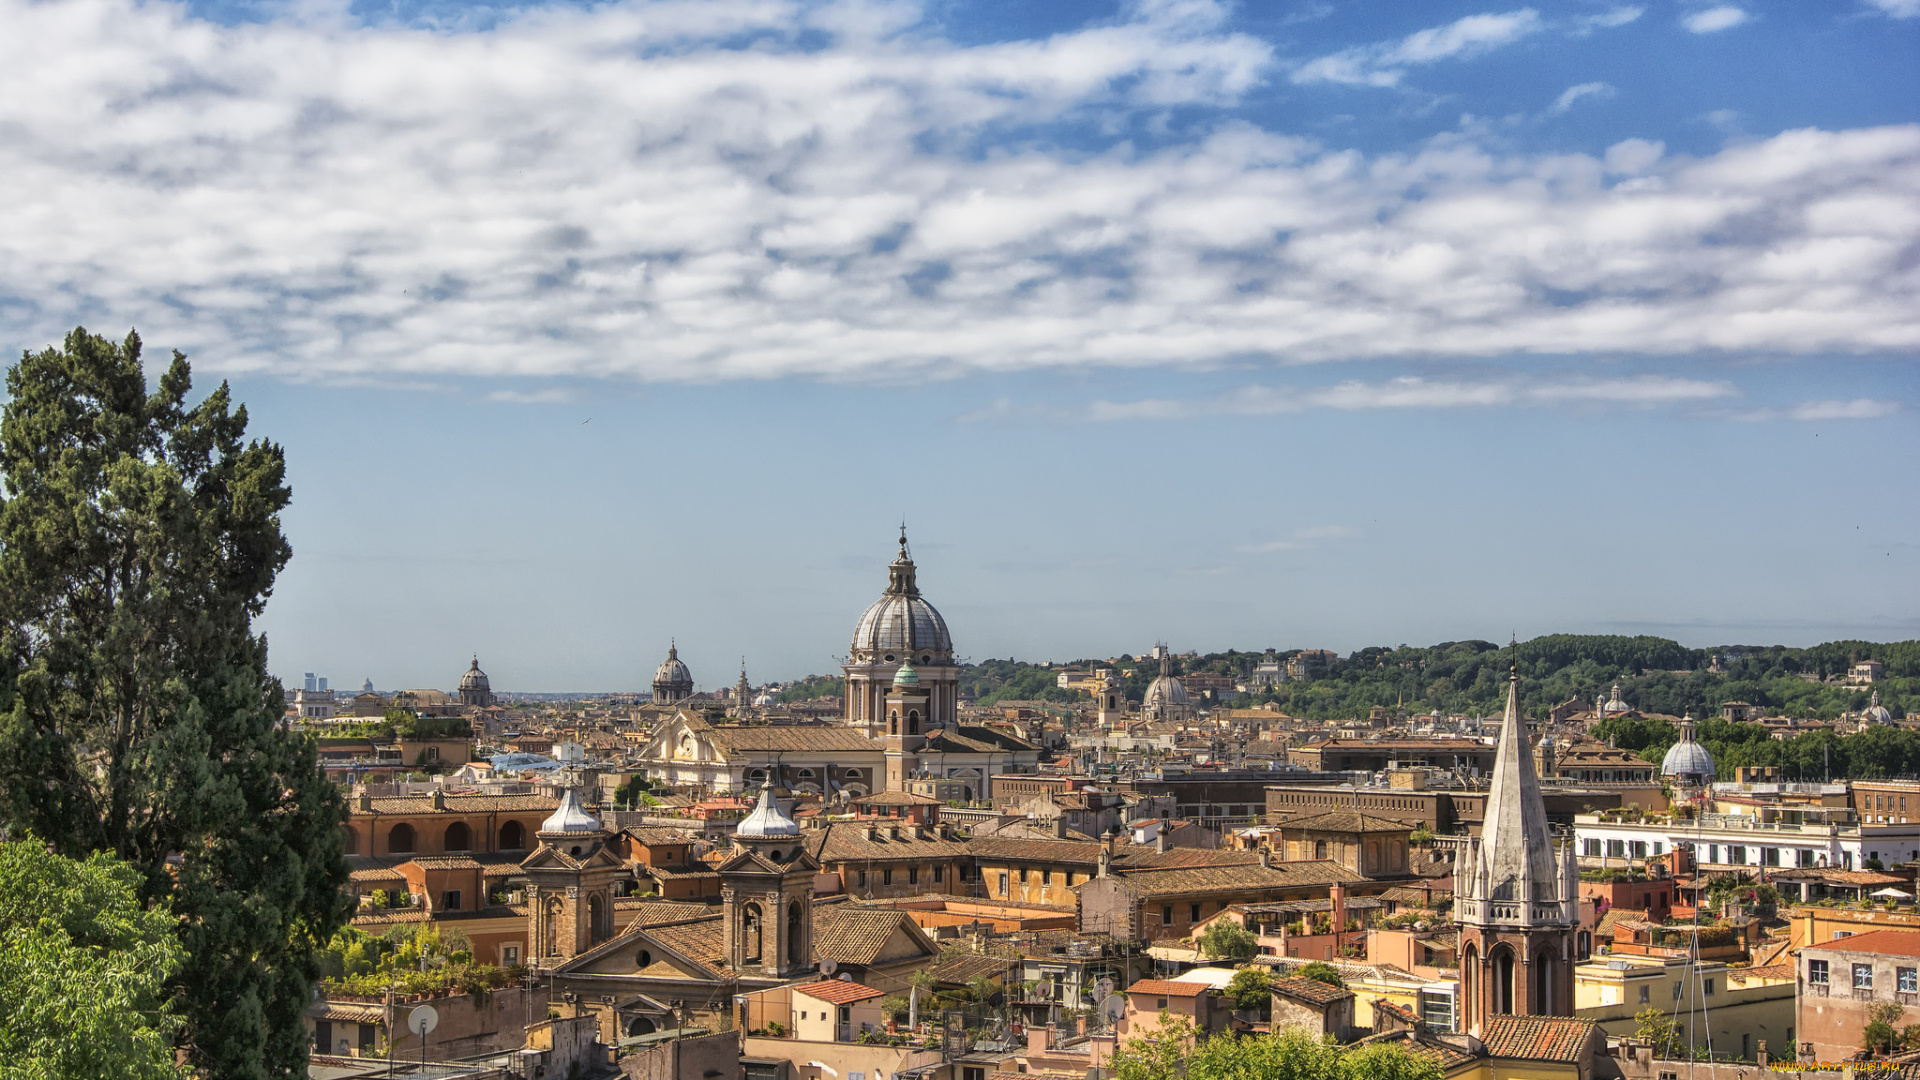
(1098, 841, 1112, 879)
(357, 789, 373, 812)
(1332, 882, 1348, 938)
(1156, 825, 1171, 853)
(1027, 1025, 1053, 1056)
(1054, 816, 1068, 839)
(1259, 848, 1272, 869)
(430, 788, 445, 810)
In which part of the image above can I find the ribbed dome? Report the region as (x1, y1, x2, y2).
(1865, 691, 1894, 725)
(893, 661, 920, 686)
(736, 785, 800, 838)
(653, 644, 693, 693)
(1143, 675, 1189, 707)
(850, 531, 953, 662)
(1662, 718, 1716, 779)
(459, 657, 490, 692)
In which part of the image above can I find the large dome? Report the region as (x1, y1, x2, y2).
(459, 657, 490, 692)
(1662, 717, 1716, 779)
(1143, 674, 1189, 707)
(653, 643, 693, 696)
(849, 531, 953, 662)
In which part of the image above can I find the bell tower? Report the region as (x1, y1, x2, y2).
(1096, 669, 1126, 731)
(885, 661, 930, 791)
(522, 786, 625, 964)
(1455, 665, 1579, 1036)
(719, 786, 819, 978)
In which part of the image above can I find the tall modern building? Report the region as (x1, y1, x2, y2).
(1454, 666, 1579, 1036)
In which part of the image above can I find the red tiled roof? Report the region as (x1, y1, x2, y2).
(1808, 930, 1920, 959)
(794, 980, 886, 1005)
(1271, 976, 1354, 1006)
(1126, 979, 1208, 998)
(1480, 1016, 1600, 1062)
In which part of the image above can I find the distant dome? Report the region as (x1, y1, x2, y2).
(850, 531, 953, 662)
(1662, 717, 1716, 780)
(1143, 674, 1189, 708)
(736, 785, 800, 839)
(1602, 682, 1632, 714)
(459, 657, 490, 692)
(539, 787, 603, 835)
(1865, 690, 1895, 725)
(653, 643, 694, 702)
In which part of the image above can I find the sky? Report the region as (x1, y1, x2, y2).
(0, 0, 1915, 691)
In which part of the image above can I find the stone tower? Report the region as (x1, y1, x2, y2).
(1455, 666, 1579, 1036)
(1096, 669, 1127, 730)
(522, 787, 625, 963)
(719, 786, 818, 977)
(884, 661, 930, 791)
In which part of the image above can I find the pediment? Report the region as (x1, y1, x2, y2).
(557, 923, 721, 980)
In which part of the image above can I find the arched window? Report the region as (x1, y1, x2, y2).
(844, 770, 863, 780)
(1366, 840, 1379, 871)
(588, 893, 608, 944)
(748, 768, 767, 782)
(1492, 946, 1515, 1015)
(908, 710, 919, 734)
(788, 901, 806, 965)
(1534, 951, 1555, 1013)
(445, 821, 471, 851)
(889, 711, 899, 735)
(742, 902, 764, 963)
(341, 826, 359, 855)
(388, 823, 416, 854)
(796, 769, 815, 780)
(500, 820, 526, 850)
(1314, 839, 1328, 859)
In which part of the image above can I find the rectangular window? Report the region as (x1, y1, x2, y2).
(1856, 963, 1875, 990)
(1607, 839, 1626, 858)
(1808, 960, 1829, 984)
(999, 872, 1009, 896)
(1705, 978, 1715, 996)
(859, 871, 868, 887)
(1763, 848, 1781, 867)
(1709, 844, 1720, 863)
(1631, 841, 1648, 858)
(1190, 903, 1202, 922)
(503, 945, 519, 965)
(1639, 985, 1650, 1004)
(1799, 849, 1816, 868)
(1157, 998, 1169, 1010)
(1653, 842, 1664, 855)
(1900, 968, 1917, 992)
(1730, 847, 1747, 865)
(1019, 868, 1029, 883)
(908, 867, 918, 885)
(440, 890, 461, 911)
(1584, 839, 1602, 857)
(1162, 905, 1174, 925)
(1042, 869, 1052, 886)
(883, 868, 894, 886)
(933, 865, 944, 883)
(1672, 982, 1682, 1000)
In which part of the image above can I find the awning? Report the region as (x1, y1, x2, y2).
(1873, 888, 1913, 899)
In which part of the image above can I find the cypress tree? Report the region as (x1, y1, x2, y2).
(0, 328, 350, 1078)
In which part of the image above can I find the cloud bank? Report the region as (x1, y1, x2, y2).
(0, 0, 1917, 383)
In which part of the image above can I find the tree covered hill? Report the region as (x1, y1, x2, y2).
(938, 635, 1916, 721)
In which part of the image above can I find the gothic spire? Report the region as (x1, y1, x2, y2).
(1475, 665, 1558, 902)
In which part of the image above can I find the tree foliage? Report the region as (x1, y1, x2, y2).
(1633, 1006, 1685, 1059)
(0, 839, 190, 1080)
(1295, 961, 1346, 988)
(1224, 967, 1272, 1013)
(1115, 1021, 1439, 1080)
(0, 329, 351, 1079)
(1199, 920, 1259, 961)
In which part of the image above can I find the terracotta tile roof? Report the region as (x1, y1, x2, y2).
(1273, 811, 1416, 834)
(923, 726, 1039, 754)
(967, 837, 1104, 866)
(708, 727, 882, 754)
(1373, 999, 1421, 1027)
(644, 917, 726, 975)
(1095, 860, 1369, 898)
(813, 822, 971, 863)
(406, 855, 484, 870)
(356, 794, 559, 816)
(622, 827, 696, 845)
(1356, 1029, 1477, 1069)
(1126, 978, 1208, 998)
(794, 980, 887, 1005)
(1480, 1016, 1601, 1062)
(852, 791, 945, 805)
(813, 907, 923, 967)
(1116, 848, 1262, 871)
(1271, 976, 1354, 1006)
(617, 900, 718, 925)
(1807, 930, 1920, 959)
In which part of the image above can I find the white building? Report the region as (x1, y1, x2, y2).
(1574, 808, 1920, 873)
(294, 673, 336, 719)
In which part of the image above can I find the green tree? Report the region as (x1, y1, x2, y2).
(0, 839, 190, 1080)
(1295, 961, 1346, 988)
(1225, 967, 1273, 1014)
(1633, 1006, 1684, 1059)
(1199, 919, 1259, 961)
(1112, 1014, 1197, 1080)
(1865, 1001, 1903, 1056)
(1340, 1040, 1444, 1080)
(0, 329, 351, 1079)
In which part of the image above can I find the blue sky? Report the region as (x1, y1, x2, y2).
(0, 0, 1915, 691)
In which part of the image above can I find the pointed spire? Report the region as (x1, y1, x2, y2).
(1473, 664, 1559, 907)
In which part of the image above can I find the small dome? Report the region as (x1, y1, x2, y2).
(1662, 718, 1716, 779)
(736, 785, 799, 839)
(459, 657, 490, 692)
(893, 661, 920, 686)
(1602, 682, 1632, 714)
(1865, 691, 1895, 725)
(539, 787, 603, 835)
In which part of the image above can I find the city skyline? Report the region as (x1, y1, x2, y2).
(0, 0, 1913, 688)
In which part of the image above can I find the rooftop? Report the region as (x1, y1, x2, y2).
(793, 979, 887, 1005)
(1805, 930, 1920, 959)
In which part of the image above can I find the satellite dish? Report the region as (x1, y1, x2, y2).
(821, 959, 839, 976)
(987, 992, 1005, 1008)
(1095, 977, 1115, 998)
(1100, 995, 1126, 1024)
(407, 1004, 438, 1036)
(838, 972, 853, 981)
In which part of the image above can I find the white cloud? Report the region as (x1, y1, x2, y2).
(1683, 6, 1750, 33)
(1575, 5, 1645, 32)
(1234, 524, 1363, 554)
(1866, 0, 1920, 16)
(1787, 399, 1900, 421)
(1293, 9, 1544, 87)
(1552, 82, 1614, 114)
(1089, 375, 1736, 421)
(1603, 137, 1664, 174)
(0, 0, 1915, 386)
(486, 387, 577, 404)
